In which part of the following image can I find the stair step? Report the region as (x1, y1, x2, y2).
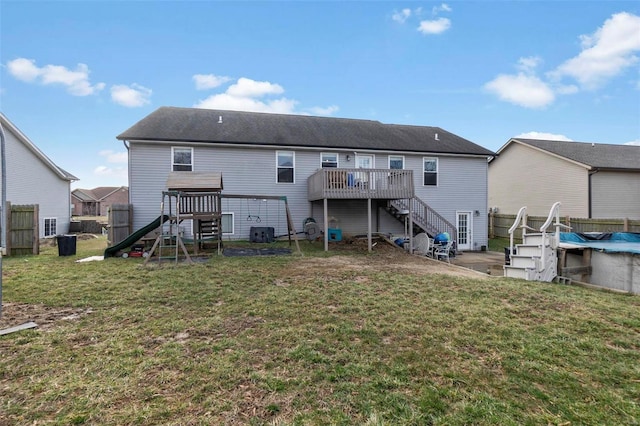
(514, 244, 542, 256)
(504, 266, 533, 280)
(523, 233, 544, 244)
(510, 255, 539, 268)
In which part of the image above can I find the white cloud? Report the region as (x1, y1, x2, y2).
(516, 56, 542, 73)
(484, 73, 555, 108)
(193, 77, 336, 116)
(392, 8, 411, 24)
(93, 165, 127, 180)
(195, 92, 297, 114)
(226, 77, 284, 98)
(6, 57, 105, 96)
(307, 105, 340, 116)
(418, 17, 451, 35)
(515, 131, 573, 141)
(625, 139, 640, 146)
(432, 3, 452, 14)
(110, 83, 152, 107)
(193, 74, 232, 90)
(550, 12, 640, 89)
(99, 150, 128, 163)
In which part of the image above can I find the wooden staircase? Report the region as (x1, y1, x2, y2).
(387, 197, 457, 242)
(504, 202, 571, 281)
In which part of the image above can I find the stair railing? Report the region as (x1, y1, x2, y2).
(507, 206, 537, 266)
(539, 201, 571, 274)
(390, 198, 457, 243)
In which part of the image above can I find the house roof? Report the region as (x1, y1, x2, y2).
(117, 107, 495, 157)
(505, 138, 640, 170)
(72, 186, 128, 202)
(0, 112, 78, 181)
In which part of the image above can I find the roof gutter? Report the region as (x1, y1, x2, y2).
(123, 138, 494, 159)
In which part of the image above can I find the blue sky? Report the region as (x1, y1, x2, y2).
(1, 1, 639, 190)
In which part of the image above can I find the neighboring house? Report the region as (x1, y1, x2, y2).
(117, 107, 495, 251)
(72, 186, 129, 216)
(0, 113, 78, 238)
(489, 138, 640, 218)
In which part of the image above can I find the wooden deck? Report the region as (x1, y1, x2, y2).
(307, 168, 414, 201)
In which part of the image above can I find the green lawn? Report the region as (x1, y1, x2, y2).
(1, 236, 639, 425)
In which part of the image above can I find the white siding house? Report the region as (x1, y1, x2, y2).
(0, 113, 78, 238)
(118, 107, 495, 251)
(489, 138, 640, 219)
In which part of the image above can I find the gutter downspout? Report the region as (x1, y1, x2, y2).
(588, 168, 599, 218)
(0, 121, 6, 318)
(122, 140, 130, 204)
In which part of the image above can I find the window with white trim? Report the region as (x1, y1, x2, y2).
(423, 157, 438, 186)
(44, 218, 57, 237)
(172, 147, 193, 171)
(321, 153, 338, 168)
(389, 155, 404, 169)
(221, 212, 234, 235)
(276, 151, 294, 183)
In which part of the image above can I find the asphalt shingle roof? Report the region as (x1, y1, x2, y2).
(513, 138, 640, 170)
(117, 107, 495, 157)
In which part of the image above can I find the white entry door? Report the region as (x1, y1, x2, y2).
(356, 154, 374, 169)
(355, 154, 374, 189)
(456, 211, 472, 251)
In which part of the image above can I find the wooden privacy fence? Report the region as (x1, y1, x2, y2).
(489, 212, 640, 241)
(108, 204, 133, 246)
(4, 202, 39, 256)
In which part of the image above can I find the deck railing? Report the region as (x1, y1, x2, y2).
(307, 168, 414, 200)
(390, 198, 457, 242)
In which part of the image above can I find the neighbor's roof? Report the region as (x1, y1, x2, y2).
(72, 186, 128, 201)
(117, 107, 494, 157)
(504, 138, 640, 170)
(0, 112, 78, 181)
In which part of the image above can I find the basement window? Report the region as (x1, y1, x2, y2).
(44, 217, 57, 237)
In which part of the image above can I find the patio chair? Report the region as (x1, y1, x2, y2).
(413, 233, 433, 257)
(433, 240, 454, 263)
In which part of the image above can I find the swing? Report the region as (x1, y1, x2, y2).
(246, 198, 262, 223)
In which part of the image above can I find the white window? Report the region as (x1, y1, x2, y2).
(277, 151, 294, 183)
(221, 213, 234, 235)
(172, 147, 193, 171)
(389, 155, 404, 170)
(423, 158, 438, 186)
(321, 153, 338, 168)
(44, 218, 57, 237)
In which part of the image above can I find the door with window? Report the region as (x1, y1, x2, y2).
(456, 211, 472, 251)
(355, 154, 374, 189)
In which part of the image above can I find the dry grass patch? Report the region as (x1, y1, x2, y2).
(1, 236, 639, 425)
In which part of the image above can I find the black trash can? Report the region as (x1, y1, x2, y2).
(504, 246, 516, 265)
(57, 234, 77, 256)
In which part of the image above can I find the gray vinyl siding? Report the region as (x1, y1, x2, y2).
(489, 143, 589, 217)
(308, 199, 405, 238)
(591, 171, 640, 219)
(412, 155, 489, 250)
(4, 127, 72, 237)
(129, 142, 488, 248)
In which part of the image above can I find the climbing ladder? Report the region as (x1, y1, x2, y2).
(144, 191, 194, 264)
(504, 202, 571, 281)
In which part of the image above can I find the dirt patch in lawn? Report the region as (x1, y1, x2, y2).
(0, 303, 92, 333)
(299, 237, 493, 280)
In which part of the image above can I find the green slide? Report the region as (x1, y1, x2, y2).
(104, 215, 170, 258)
